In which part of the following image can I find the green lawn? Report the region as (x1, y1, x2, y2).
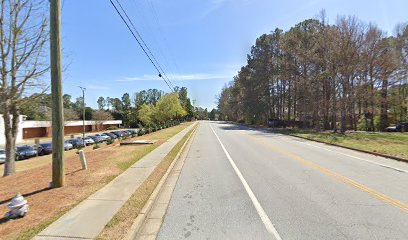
(272, 129, 408, 160)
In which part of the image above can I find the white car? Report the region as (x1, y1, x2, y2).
(0, 149, 5, 164)
(82, 137, 95, 146)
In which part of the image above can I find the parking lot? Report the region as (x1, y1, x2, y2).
(0, 128, 139, 167)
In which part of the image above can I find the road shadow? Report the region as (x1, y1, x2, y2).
(213, 121, 312, 142)
(0, 187, 51, 206)
(0, 217, 10, 225)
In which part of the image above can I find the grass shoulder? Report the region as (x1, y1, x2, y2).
(272, 128, 408, 160)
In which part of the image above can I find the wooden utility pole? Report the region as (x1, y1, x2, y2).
(50, 0, 65, 187)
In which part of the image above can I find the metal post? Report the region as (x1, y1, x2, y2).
(79, 86, 86, 141)
(50, 0, 64, 188)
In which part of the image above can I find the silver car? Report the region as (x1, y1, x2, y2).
(0, 149, 5, 164)
(82, 137, 95, 146)
(64, 141, 74, 151)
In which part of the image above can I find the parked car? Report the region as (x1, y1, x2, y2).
(38, 143, 52, 155)
(95, 133, 111, 141)
(90, 135, 104, 143)
(120, 131, 130, 136)
(82, 137, 95, 146)
(16, 145, 37, 160)
(104, 132, 117, 139)
(111, 131, 124, 138)
(64, 141, 74, 151)
(126, 129, 137, 135)
(0, 148, 5, 164)
(66, 138, 84, 148)
(386, 122, 408, 132)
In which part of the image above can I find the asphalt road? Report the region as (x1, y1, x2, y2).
(157, 121, 408, 240)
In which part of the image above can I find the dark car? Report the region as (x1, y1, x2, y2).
(121, 131, 130, 136)
(386, 122, 408, 132)
(90, 135, 104, 143)
(38, 143, 52, 155)
(126, 129, 137, 135)
(104, 132, 117, 139)
(66, 138, 84, 148)
(16, 145, 37, 160)
(111, 131, 124, 138)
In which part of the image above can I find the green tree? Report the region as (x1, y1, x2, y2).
(138, 103, 155, 126)
(63, 94, 73, 109)
(154, 93, 187, 123)
(97, 97, 106, 110)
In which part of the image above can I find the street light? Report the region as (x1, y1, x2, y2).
(78, 86, 86, 142)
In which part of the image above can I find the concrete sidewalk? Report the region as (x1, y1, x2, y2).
(34, 123, 195, 240)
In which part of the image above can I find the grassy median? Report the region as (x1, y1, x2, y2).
(97, 125, 196, 240)
(273, 129, 408, 160)
(0, 122, 192, 240)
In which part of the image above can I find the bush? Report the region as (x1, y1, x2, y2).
(93, 143, 100, 150)
(107, 126, 118, 130)
(106, 139, 114, 145)
(75, 144, 85, 151)
(138, 129, 145, 136)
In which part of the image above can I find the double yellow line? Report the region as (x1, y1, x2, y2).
(240, 132, 408, 213)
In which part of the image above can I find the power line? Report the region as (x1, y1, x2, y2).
(113, 0, 176, 90)
(109, 0, 174, 92)
(147, 0, 183, 80)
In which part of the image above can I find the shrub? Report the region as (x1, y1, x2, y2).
(107, 126, 118, 130)
(75, 144, 85, 151)
(106, 139, 114, 145)
(138, 129, 145, 136)
(93, 143, 100, 150)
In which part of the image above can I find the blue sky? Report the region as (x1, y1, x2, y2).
(60, 0, 408, 109)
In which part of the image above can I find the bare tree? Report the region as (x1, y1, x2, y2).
(0, 0, 48, 176)
(93, 110, 114, 131)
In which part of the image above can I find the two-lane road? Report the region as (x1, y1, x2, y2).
(157, 121, 408, 239)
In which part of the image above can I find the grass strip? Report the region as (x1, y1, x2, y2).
(272, 129, 408, 160)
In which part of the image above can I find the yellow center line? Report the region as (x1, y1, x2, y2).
(238, 131, 408, 213)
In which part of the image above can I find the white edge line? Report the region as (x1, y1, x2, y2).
(210, 125, 282, 240)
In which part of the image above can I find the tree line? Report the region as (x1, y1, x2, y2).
(95, 87, 196, 127)
(18, 86, 203, 127)
(218, 13, 408, 133)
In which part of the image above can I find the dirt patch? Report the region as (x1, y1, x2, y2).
(0, 123, 191, 240)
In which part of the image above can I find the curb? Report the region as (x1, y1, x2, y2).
(268, 130, 408, 164)
(124, 123, 198, 240)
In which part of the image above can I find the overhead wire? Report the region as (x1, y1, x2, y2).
(113, 0, 176, 90)
(109, 0, 174, 92)
(147, 0, 183, 80)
